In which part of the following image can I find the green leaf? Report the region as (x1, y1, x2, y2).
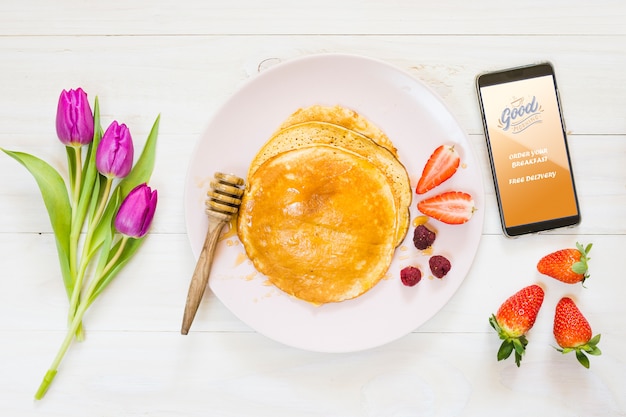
(575, 350, 590, 369)
(65, 147, 77, 198)
(576, 242, 592, 256)
(512, 337, 527, 356)
(587, 346, 602, 356)
(85, 186, 141, 307)
(88, 186, 120, 261)
(93, 208, 115, 285)
(1, 149, 73, 296)
(116, 114, 160, 199)
(488, 315, 500, 332)
(86, 176, 102, 233)
(571, 261, 587, 274)
(87, 236, 146, 306)
(497, 341, 514, 361)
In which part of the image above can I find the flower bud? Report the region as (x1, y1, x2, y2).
(56, 88, 94, 146)
(96, 121, 134, 179)
(114, 183, 158, 238)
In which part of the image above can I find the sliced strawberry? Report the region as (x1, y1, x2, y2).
(417, 191, 475, 225)
(416, 145, 460, 194)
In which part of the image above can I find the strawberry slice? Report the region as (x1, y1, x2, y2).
(417, 191, 475, 225)
(416, 145, 460, 194)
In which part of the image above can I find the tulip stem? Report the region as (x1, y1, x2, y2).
(101, 236, 129, 279)
(37, 247, 130, 400)
(72, 146, 82, 209)
(68, 176, 113, 328)
(35, 298, 87, 400)
(68, 146, 83, 275)
(93, 177, 113, 228)
(35, 241, 112, 400)
(67, 255, 90, 335)
(66, 146, 86, 339)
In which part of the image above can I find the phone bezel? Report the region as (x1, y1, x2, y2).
(476, 62, 581, 237)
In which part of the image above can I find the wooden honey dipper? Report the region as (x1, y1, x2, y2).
(181, 172, 245, 335)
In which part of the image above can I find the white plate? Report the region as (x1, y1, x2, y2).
(184, 54, 484, 352)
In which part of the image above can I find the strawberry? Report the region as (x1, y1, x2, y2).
(417, 191, 475, 225)
(489, 284, 545, 367)
(537, 242, 592, 285)
(553, 297, 601, 368)
(416, 144, 461, 194)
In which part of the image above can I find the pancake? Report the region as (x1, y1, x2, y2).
(238, 145, 398, 304)
(276, 104, 398, 156)
(248, 121, 411, 246)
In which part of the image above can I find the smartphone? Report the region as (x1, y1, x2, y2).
(476, 62, 580, 236)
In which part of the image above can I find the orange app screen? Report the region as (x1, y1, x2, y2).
(480, 75, 578, 228)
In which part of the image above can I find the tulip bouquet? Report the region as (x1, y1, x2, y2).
(1, 88, 159, 399)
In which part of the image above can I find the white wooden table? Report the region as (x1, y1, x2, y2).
(1, 1, 625, 415)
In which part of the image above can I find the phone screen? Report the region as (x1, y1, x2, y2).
(477, 63, 580, 236)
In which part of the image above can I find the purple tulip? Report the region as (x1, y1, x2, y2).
(56, 88, 94, 146)
(114, 184, 158, 238)
(96, 121, 134, 179)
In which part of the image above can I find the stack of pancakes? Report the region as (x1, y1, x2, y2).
(237, 105, 412, 304)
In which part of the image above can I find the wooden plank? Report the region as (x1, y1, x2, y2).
(2, 330, 624, 415)
(1, 0, 625, 36)
(0, 35, 624, 140)
(1, 234, 622, 334)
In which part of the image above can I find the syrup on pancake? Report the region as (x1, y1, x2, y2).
(237, 105, 412, 304)
(238, 145, 398, 304)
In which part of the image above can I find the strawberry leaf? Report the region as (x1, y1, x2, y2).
(575, 350, 590, 369)
(587, 346, 602, 356)
(588, 334, 601, 346)
(585, 334, 602, 356)
(576, 242, 593, 257)
(490, 314, 528, 367)
(497, 341, 514, 361)
(512, 337, 527, 356)
(571, 261, 588, 274)
(489, 315, 501, 333)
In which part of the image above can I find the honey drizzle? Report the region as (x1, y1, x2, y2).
(219, 217, 238, 241)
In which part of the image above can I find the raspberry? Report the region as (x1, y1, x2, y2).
(429, 255, 451, 278)
(400, 266, 422, 287)
(413, 224, 436, 250)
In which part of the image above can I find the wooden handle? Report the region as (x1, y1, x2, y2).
(181, 213, 230, 335)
